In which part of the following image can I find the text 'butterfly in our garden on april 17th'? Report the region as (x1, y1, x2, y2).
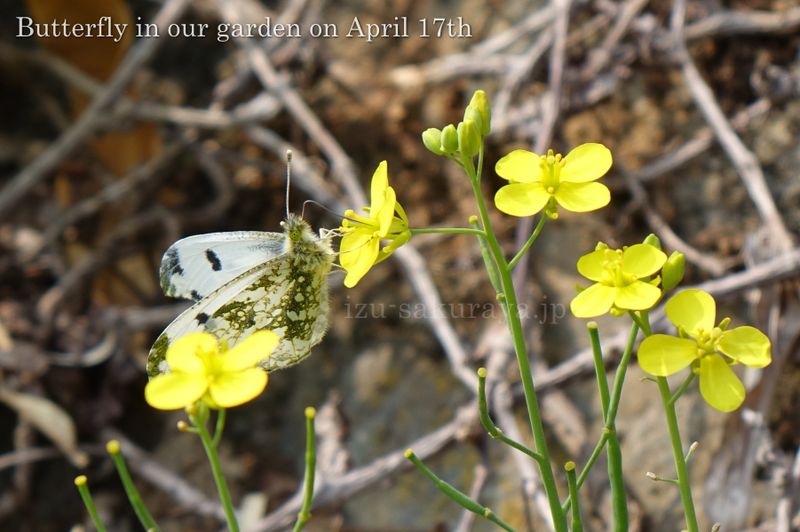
(147, 153, 335, 376)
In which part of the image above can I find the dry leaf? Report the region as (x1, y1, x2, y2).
(0, 385, 88, 467)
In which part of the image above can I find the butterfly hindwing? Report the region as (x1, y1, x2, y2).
(149, 215, 334, 376)
(159, 232, 287, 301)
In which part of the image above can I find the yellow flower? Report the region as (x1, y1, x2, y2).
(638, 289, 771, 412)
(570, 243, 667, 318)
(494, 143, 612, 217)
(340, 161, 410, 287)
(144, 331, 276, 410)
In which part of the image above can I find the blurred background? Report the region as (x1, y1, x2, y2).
(1, 0, 799, 530)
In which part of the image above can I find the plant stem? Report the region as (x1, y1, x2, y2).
(598, 321, 639, 531)
(508, 214, 548, 269)
(464, 147, 567, 532)
(293, 407, 317, 532)
(410, 227, 486, 236)
(74, 476, 108, 532)
(192, 408, 239, 532)
(405, 449, 515, 532)
(564, 462, 583, 532)
(656, 377, 699, 532)
(212, 408, 226, 448)
(477, 368, 545, 464)
(107, 441, 159, 531)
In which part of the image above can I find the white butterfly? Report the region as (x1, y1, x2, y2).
(147, 213, 335, 375)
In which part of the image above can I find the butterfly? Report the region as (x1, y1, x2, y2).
(147, 213, 335, 376)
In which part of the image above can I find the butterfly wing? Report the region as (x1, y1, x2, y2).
(148, 229, 333, 376)
(159, 232, 286, 301)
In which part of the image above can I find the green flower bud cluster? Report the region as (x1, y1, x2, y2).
(422, 90, 491, 161)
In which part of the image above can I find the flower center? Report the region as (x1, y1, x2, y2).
(539, 149, 565, 193)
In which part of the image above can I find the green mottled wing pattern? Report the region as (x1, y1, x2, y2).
(148, 215, 334, 376)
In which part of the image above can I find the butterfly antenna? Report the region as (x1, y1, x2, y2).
(303, 199, 346, 222)
(285, 149, 293, 218)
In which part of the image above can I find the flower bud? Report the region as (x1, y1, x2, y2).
(457, 119, 480, 158)
(441, 124, 459, 154)
(643, 233, 662, 249)
(464, 106, 484, 137)
(661, 251, 685, 291)
(422, 128, 446, 155)
(467, 90, 491, 136)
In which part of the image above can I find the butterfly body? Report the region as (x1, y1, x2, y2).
(148, 214, 334, 375)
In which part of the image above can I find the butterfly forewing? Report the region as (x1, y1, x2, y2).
(149, 215, 334, 375)
(160, 232, 287, 301)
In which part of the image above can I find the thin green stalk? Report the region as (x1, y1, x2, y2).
(212, 409, 226, 448)
(192, 408, 239, 532)
(598, 321, 640, 532)
(405, 449, 515, 532)
(293, 407, 317, 532)
(564, 462, 583, 532)
(410, 227, 485, 236)
(508, 214, 548, 269)
(588, 323, 611, 417)
(465, 147, 567, 532)
(471, 217, 502, 294)
(669, 372, 696, 406)
(477, 368, 545, 464)
(656, 377, 699, 532)
(106, 441, 159, 531)
(74, 476, 108, 532)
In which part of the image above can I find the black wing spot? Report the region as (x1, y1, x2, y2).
(190, 290, 201, 301)
(163, 248, 184, 276)
(205, 249, 222, 271)
(196, 312, 209, 324)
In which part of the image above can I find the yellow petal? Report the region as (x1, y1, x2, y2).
(576, 249, 608, 281)
(665, 289, 716, 335)
(613, 281, 662, 310)
(166, 333, 218, 373)
(717, 326, 771, 368)
(370, 161, 389, 213)
(221, 330, 278, 372)
(208, 369, 268, 408)
(621, 244, 667, 278)
(144, 373, 207, 410)
(560, 143, 613, 183)
(570, 283, 616, 318)
(495, 150, 543, 183)
(637, 335, 698, 376)
(340, 232, 380, 287)
(553, 182, 610, 212)
(698, 355, 745, 412)
(494, 183, 550, 217)
(376, 186, 397, 237)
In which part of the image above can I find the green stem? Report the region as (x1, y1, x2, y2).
(669, 372, 696, 406)
(293, 407, 317, 532)
(212, 409, 226, 448)
(107, 441, 159, 531)
(477, 368, 545, 464)
(405, 449, 515, 532)
(596, 321, 638, 532)
(588, 323, 611, 418)
(410, 227, 486, 236)
(656, 377, 699, 532)
(465, 146, 567, 532)
(564, 462, 583, 532)
(74, 476, 108, 532)
(508, 214, 548, 269)
(192, 407, 239, 532)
